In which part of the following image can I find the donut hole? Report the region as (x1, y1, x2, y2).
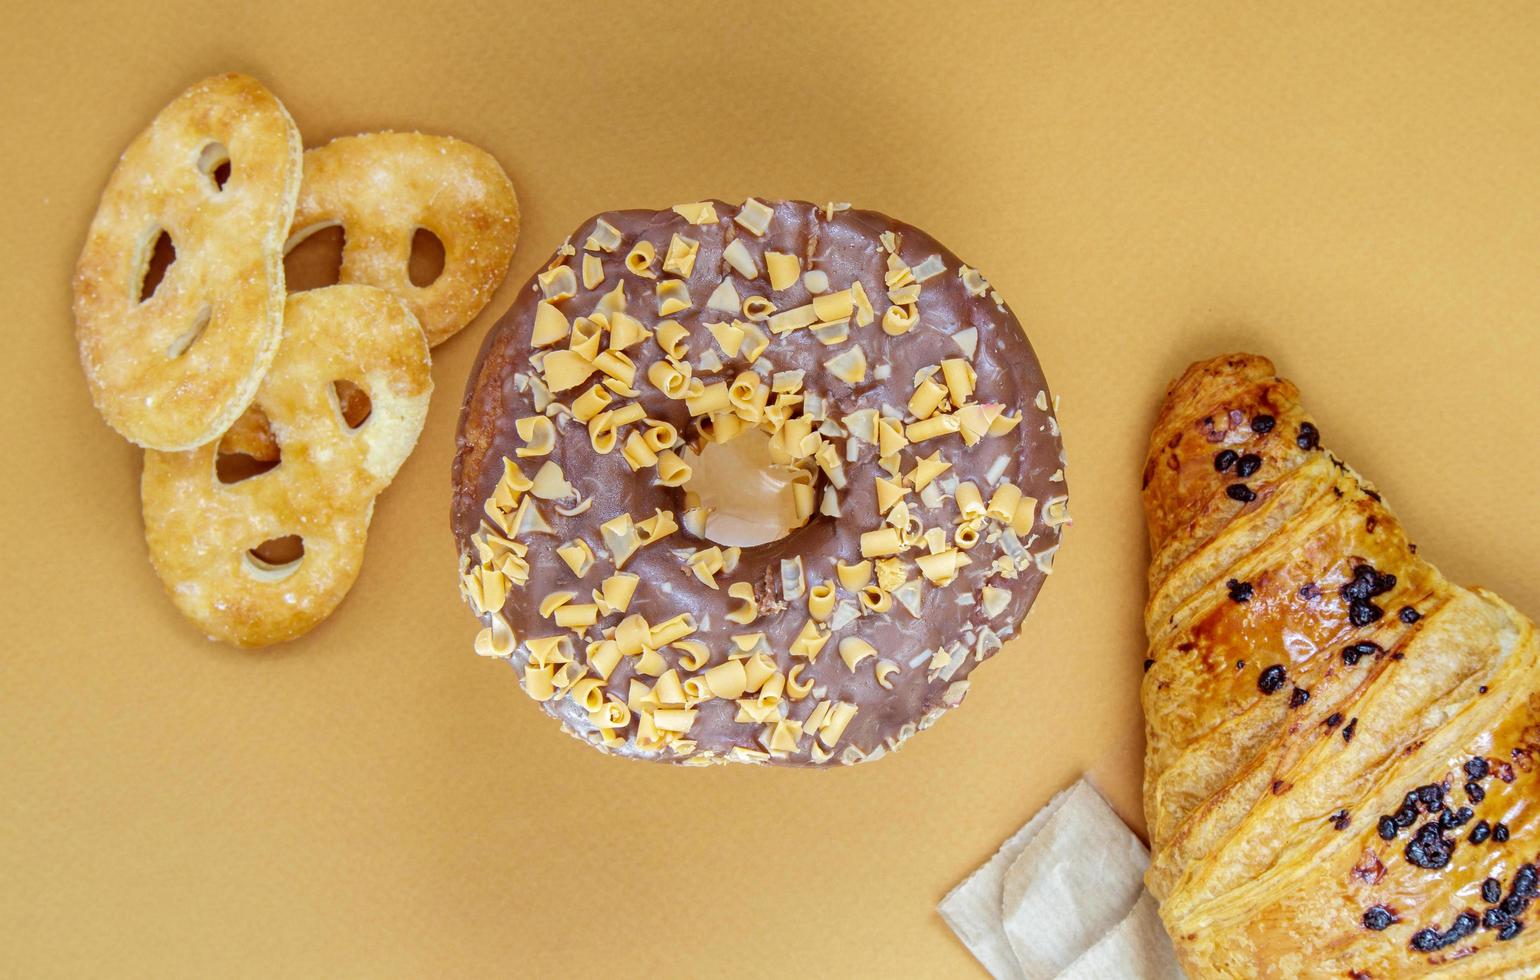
(331, 379, 373, 429)
(243, 535, 304, 582)
(283, 223, 346, 292)
(682, 428, 808, 548)
(137, 228, 176, 302)
(197, 141, 232, 192)
(216, 406, 281, 484)
(408, 227, 445, 287)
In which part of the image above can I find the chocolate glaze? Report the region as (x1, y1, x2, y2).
(452, 200, 1067, 766)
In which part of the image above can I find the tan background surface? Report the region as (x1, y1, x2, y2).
(4, 1, 1540, 976)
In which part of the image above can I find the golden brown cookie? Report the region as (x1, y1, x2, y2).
(142, 285, 432, 647)
(74, 73, 302, 450)
(286, 131, 520, 347)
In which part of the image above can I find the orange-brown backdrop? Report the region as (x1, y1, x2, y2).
(5, 1, 1540, 976)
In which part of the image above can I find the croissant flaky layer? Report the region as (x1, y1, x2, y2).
(1141, 354, 1540, 978)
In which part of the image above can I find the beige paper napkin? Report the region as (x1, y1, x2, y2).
(939, 780, 1184, 980)
(1060, 891, 1183, 980)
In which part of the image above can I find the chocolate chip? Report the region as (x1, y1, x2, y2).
(1499, 919, 1524, 941)
(1213, 449, 1238, 472)
(1466, 781, 1486, 803)
(1350, 600, 1384, 626)
(1299, 583, 1321, 600)
(1503, 894, 1527, 916)
(1344, 564, 1396, 600)
(1342, 717, 1358, 742)
(1410, 927, 1444, 951)
(1399, 606, 1422, 624)
(1226, 579, 1254, 603)
(1516, 864, 1539, 898)
(1466, 757, 1490, 780)
(1143, 658, 1154, 672)
(1485, 878, 1503, 904)
(1495, 823, 1511, 842)
(1485, 907, 1509, 928)
(1251, 414, 1276, 434)
(1297, 422, 1320, 450)
(1342, 642, 1379, 665)
(1449, 912, 1478, 940)
(1326, 712, 1343, 729)
(1417, 784, 1444, 810)
(1363, 905, 1395, 930)
(1258, 664, 1287, 694)
(1331, 809, 1351, 830)
(1404, 823, 1454, 869)
(1394, 805, 1418, 828)
(1235, 453, 1262, 478)
(1226, 483, 1257, 503)
(1289, 687, 1310, 708)
(1378, 816, 1398, 841)
(1470, 821, 1491, 844)
(1343, 572, 1373, 602)
(1440, 806, 1473, 830)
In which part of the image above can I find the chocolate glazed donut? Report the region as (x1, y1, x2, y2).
(452, 199, 1067, 766)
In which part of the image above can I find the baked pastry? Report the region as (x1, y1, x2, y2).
(142, 285, 431, 647)
(214, 131, 520, 463)
(453, 199, 1068, 766)
(1141, 354, 1540, 976)
(284, 131, 520, 348)
(72, 71, 520, 646)
(74, 72, 301, 451)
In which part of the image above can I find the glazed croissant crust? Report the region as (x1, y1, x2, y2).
(1141, 354, 1540, 978)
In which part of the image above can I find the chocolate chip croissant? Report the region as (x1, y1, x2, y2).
(1140, 354, 1540, 977)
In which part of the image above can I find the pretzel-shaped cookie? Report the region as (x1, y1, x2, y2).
(285, 132, 520, 347)
(74, 73, 302, 450)
(141, 285, 432, 646)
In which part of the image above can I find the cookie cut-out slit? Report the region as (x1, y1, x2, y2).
(408, 227, 445, 287)
(283, 223, 345, 292)
(138, 228, 176, 302)
(216, 449, 280, 484)
(332, 380, 372, 429)
(166, 303, 211, 358)
(243, 535, 304, 582)
(216, 406, 281, 483)
(197, 141, 231, 192)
